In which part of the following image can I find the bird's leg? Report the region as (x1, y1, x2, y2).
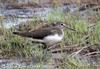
(42, 48, 48, 61)
(41, 45, 53, 62)
(28, 38, 52, 61)
(41, 43, 48, 49)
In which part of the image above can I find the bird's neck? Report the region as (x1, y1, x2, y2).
(57, 29, 64, 36)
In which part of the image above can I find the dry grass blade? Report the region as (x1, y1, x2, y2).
(50, 44, 81, 53)
(84, 51, 100, 56)
(70, 45, 92, 57)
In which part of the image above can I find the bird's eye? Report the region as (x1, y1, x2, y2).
(61, 23, 64, 25)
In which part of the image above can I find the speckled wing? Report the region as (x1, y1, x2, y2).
(30, 27, 59, 39)
(13, 27, 58, 39)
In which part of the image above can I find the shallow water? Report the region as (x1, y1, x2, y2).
(0, 4, 78, 28)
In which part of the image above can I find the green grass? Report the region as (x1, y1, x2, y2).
(0, 12, 100, 69)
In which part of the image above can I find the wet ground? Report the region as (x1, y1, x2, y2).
(0, 4, 78, 28)
(0, 3, 100, 69)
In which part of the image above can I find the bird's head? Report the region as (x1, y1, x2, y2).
(53, 22, 76, 31)
(52, 22, 66, 29)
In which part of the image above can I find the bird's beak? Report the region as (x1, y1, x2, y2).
(66, 26, 76, 31)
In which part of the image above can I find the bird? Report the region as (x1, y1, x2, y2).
(13, 22, 75, 49)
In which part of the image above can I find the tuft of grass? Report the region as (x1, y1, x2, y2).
(0, 11, 100, 69)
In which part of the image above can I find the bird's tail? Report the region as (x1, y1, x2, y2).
(13, 31, 32, 37)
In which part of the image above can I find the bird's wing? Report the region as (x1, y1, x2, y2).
(13, 27, 59, 39)
(30, 27, 58, 39)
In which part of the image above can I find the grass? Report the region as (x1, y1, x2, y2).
(0, 11, 100, 69)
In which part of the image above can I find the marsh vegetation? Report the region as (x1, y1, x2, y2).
(0, 0, 100, 69)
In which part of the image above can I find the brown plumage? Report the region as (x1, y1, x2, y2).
(13, 27, 62, 39)
(13, 22, 75, 47)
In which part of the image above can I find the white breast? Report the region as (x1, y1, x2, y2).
(43, 33, 64, 46)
